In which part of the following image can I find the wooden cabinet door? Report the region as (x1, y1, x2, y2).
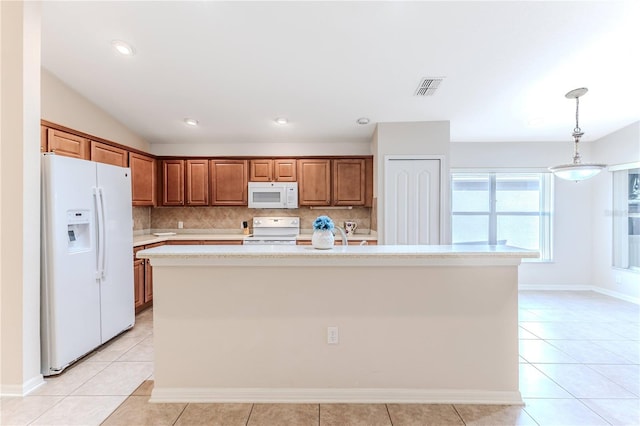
(130, 152, 156, 206)
(143, 242, 164, 304)
(133, 246, 146, 312)
(249, 159, 273, 182)
(91, 141, 127, 167)
(250, 159, 297, 182)
(274, 159, 297, 181)
(333, 159, 366, 206)
(185, 160, 209, 205)
(210, 160, 248, 205)
(133, 258, 145, 311)
(41, 126, 47, 153)
(162, 160, 185, 206)
(143, 258, 153, 304)
(364, 157, 373, 208)
(47, 129, 90, 159)
(298, 159, 331, 206)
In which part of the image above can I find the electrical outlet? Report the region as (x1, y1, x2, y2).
(327, 326, 339, 344)
(178, 221, 183, 229)
(615, 274, 622, 284)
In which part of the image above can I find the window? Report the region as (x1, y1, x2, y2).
(612, 165, 640, 270)
(451, 172, 553, 261)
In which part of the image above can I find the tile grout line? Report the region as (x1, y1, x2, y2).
(451, 404, 467, 426)
(574, 398, 615, 426)
(245, 403, 255, 426)
(171, 401, 189, 426)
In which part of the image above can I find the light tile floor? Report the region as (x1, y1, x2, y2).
(1, 291, 638, 425)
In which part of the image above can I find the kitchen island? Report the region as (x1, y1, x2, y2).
(137, 244, 537, 404)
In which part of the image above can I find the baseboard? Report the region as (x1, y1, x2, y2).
(519, 284, 594, 291)
(0, 374, 45, 397)
(518, 284, 639, 305)
(592, 287, 640, 305)
(150, 387, 523, 405)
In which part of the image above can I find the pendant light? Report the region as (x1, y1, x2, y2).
(548, 88, 606, 181)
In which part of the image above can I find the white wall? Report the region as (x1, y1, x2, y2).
(374, 121, 451, 243)
(150, 140, 372, 157)
(41, 69, 150, 152)
(450, 141, 595, 288)
(591, 121, 640, 301)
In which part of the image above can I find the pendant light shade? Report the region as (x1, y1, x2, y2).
(549, 88, 606, 182)
(548, 164, 605, 181)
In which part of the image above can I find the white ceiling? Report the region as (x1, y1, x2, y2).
(41, 1, 640, 146)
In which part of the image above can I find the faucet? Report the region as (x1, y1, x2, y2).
(333, 226, 348, 246)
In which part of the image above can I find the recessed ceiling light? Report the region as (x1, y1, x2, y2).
(275, 117, 288, 125)
(184, 118, 199, 127)
(356, 117, 370, 125)
(111, 40, 135, 56)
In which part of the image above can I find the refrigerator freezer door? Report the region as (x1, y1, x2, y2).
(96, 162, 135, 342)
(41, 155, 101, 374)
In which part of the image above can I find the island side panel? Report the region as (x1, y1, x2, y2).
(151, 264, 520, 402)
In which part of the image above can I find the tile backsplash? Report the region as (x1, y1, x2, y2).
(149, 206, 373, 233)
(133, 207, 151, 231)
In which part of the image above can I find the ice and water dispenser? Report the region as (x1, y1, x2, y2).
(66, 210, 90, 252)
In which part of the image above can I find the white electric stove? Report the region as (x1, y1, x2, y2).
(242, 216, 300, 245)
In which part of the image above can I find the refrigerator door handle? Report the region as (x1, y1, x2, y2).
(93, 187, 102, 279)
(99, 187, 109, 279)
(94, 187, 107, 280)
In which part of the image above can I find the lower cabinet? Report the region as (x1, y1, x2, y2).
(133, 242, 165, 313)
(133, 255, 145, 310)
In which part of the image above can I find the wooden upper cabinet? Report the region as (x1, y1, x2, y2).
(161, 160, 185, 206)
(249, 159, 297, 182)
(40, 126, 47, 153)
(249, 159, 273, 182)
(209, 160, 248, 205)
(47, 129, 90, 159)
(332, 159, 366, 206)
(298, 159, 331, 206)
(364, 157, 373, 208)
(90, 141, 128, 167)
(185, 159, 209, 206)
(274, 159, 297, 181)
(130, 152, 156, 206)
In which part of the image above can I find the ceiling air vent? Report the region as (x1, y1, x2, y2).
(414, 77, 444, 96)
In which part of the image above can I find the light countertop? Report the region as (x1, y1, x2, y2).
(137, 243, 538, 267)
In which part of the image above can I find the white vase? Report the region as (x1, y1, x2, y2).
(312, 229, 334, 249)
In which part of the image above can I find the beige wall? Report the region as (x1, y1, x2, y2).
(41, 68, 150, 152)
(0, 1, 43, 395)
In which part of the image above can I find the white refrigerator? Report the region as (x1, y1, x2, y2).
(41, 154, 135, 376)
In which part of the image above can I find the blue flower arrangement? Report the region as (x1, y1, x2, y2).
(313, 215, 334, 231)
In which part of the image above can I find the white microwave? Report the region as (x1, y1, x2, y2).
(248, 182, 298, 209)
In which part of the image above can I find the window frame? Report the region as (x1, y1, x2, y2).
(450, 169, 554, 262)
